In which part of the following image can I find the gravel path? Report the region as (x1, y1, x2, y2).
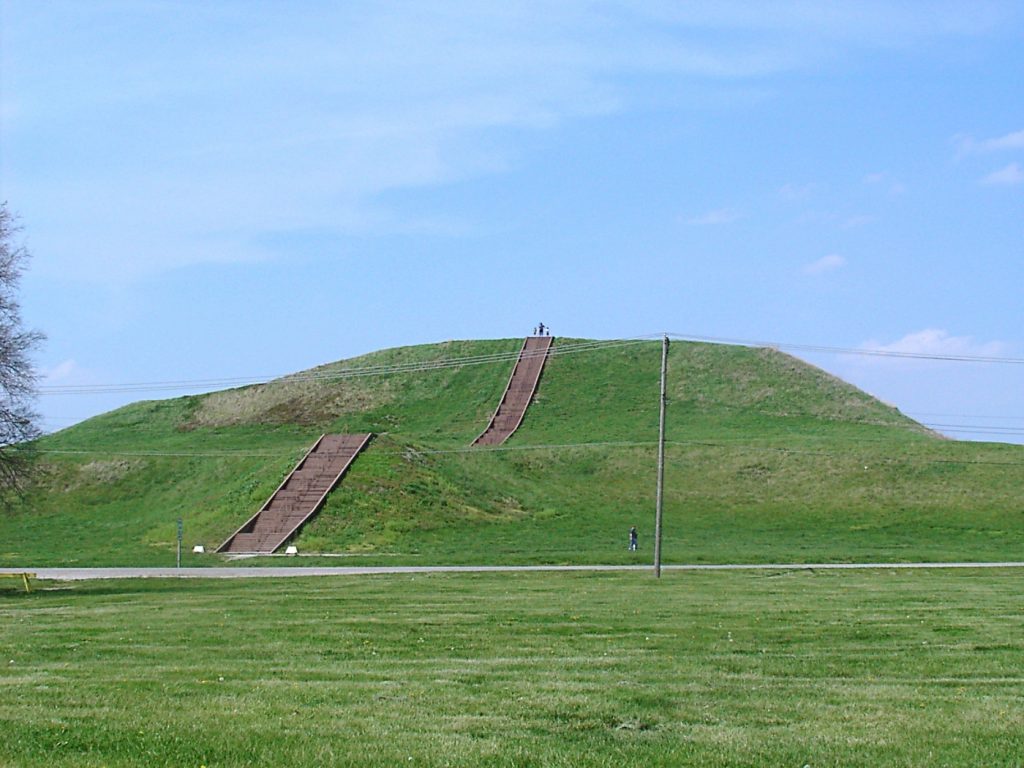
(4, 562, 1024, 580)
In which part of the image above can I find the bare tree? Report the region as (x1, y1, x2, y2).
(0, 203, 45, 491)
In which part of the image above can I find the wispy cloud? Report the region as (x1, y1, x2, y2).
(42, 359, 80, 384)
(860, 329, 1007, 359)
(4, 2, 1018, 281)
(842, 214, 875, 229)
(802, 253, 846, 275)
(793, 210, 874, 229)
(684, 208, 741, 226)
(778, 182, 821, 200)
(645, 3, 1013, 45)
(981, 162, 1024, 186)
(981, 129, 1024, 151)
(863, 171, 906, 195)
(955, 128, 1024, 155)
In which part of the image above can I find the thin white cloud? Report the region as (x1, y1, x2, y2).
(3, 2, 1018, 281)
(645, 2, 1012, 44)
(952, 133, 975, 156)
(802, 253, 846, 275)
(981, 162, 1024, 186)
(955, 128, 1024, 155)
(983, 129, 1024, 151)
(42, 359, 81, 384)
(684, 208, 741, 226)
(778, 182, 821, 200)
(793, 210, 872, 229)
(842, 214, 874, 228)
(863, 171, 906, 195)
(860, 329, 1007, 359)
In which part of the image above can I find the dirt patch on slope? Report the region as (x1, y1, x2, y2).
(185, 376, 393, 429)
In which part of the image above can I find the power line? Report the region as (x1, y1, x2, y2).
(37, 331, 1023, 399)
(32, 395, 1024, 452)
(31, 441, 652, 459)
(28, 438, 1024, 467)
(925, 428, 1024, 438)
(660, 439, 1024, 467)
(34, 394, 1024, 448)
(37, 338, 649, 396)
(665, 332, 1024, 364)
(907, 411, 1024, 422)
(35, 448, 300, 458)
(31, 332, 1024, 448)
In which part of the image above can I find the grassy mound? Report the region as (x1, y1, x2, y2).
(2, 339, 1022, 566)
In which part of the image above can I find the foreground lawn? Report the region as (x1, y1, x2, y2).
(2, 570, 1023, 766)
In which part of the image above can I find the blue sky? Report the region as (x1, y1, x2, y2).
(2, 1, 1022, 443)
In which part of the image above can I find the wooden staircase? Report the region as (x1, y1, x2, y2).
(473, 336, 553, 446)
(218, 433, 372, 553)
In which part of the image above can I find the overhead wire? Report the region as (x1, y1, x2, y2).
(38, 331, 1022, 444)
(36, 331, 1024, 397)
(16, 334, 1022, 564)
(665, 332, 1024, 364)
(907, 411, 1024, 421)
(37, 337, 649, 396)
(44, 402, 1024, 439)
(27, 437, 1024, 466)
(26, 331, 1024, 464)
(923, 425, 1024, 436)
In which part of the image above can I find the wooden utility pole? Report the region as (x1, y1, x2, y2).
(654, 334, 668, 578)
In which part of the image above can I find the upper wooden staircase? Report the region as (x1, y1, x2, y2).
(473, 336, 553, 446)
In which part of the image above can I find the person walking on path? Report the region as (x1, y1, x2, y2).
(628, 526, 638, 551)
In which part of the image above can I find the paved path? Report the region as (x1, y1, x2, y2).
(4, 562, 1024, 581)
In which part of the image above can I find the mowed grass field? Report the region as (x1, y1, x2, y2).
(2, 570, 1023, 767)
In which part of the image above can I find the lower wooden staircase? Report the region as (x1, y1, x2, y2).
(218, 433, 372, 554)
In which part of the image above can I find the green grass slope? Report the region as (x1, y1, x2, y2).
(2, 338, 1022, 566)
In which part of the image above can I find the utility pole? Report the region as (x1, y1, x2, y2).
(654, 333, 668, 578)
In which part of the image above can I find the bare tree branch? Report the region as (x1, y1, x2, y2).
(0, 202, 45, 492)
